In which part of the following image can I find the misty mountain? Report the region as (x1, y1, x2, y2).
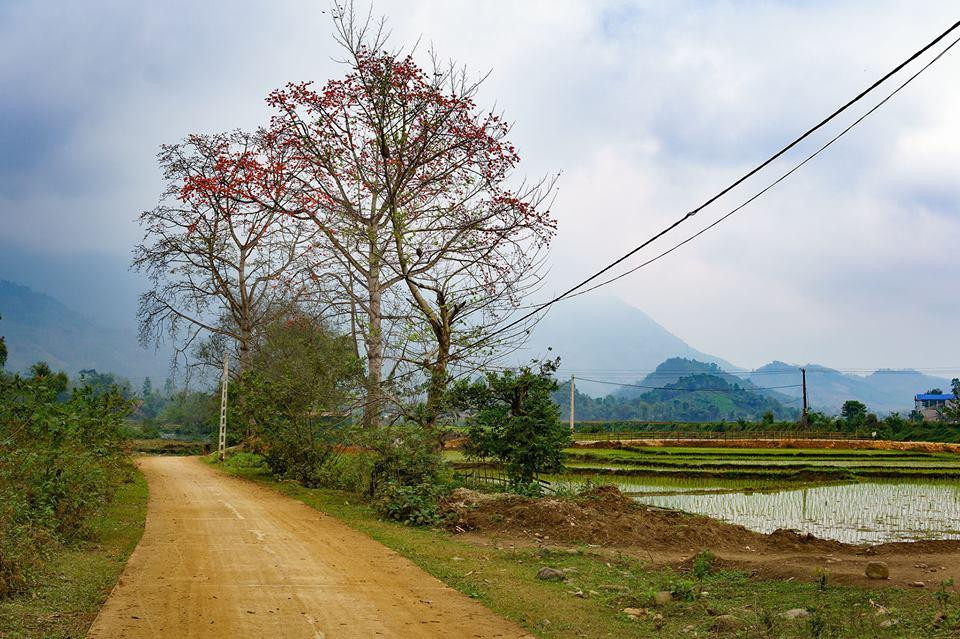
(615, 357, 797, 405)
(554, 370, 798, 422)
(0, 279, 170, 384)
(743, 361, 952, 415)
(517, 295, 738, 396)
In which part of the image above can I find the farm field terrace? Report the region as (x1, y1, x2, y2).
(447, 445, 960, 544)
(553, 446, 960, 544)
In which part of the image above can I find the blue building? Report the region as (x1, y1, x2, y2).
(915, 393, 957, 421)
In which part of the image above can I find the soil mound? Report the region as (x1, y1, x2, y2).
(443, 485, 775, 552)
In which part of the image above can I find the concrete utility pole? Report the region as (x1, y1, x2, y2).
(569, 374, 575, 432)
(218, 354, 229, 461)
(800, 367, 809, 425)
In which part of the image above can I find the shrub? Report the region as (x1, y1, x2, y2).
(374, 482, 445, 526)
(223, 451, 269, 472)
(366, 425, 450, 524)
(314, 451, 376, 494)
(0, 366, 133, 597)
(259, 419, 344, 487)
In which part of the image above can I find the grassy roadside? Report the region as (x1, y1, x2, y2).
(0, 468, 148, 639)
(208, 457, 959, 638)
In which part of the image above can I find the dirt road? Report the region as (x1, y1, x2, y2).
(87, 456, 531, 638)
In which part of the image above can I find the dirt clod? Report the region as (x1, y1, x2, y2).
(866, 561, 890, 580)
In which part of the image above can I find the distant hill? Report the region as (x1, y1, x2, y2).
(742, 361, 953, 415)
(517, 295, 739, 396)
(554, 370, 798, 422)
(614, 357, 794, 405)
(0, 279, 169, 383)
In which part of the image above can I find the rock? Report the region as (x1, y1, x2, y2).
(909, 581, 926, 588)
(711, 615, 742, 631)
(653, 591, 673, 605)
(572, 590, 585, 598)
(622, 607, 646, 618)
(780, 608, 811, 620)
(536, 567, 565, 581)
(915, 562, 929, 569)
(865, 561, 889, 580)
(879, 619, 899, 628)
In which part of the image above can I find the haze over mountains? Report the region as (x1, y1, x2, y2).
(523, 295, 952, 415)
(0, 279, 169, 384)
(1, 280, 949, 414)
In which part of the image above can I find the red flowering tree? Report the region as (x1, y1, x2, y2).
(134, 130, 320, 373)
(266, 9, 556, 427)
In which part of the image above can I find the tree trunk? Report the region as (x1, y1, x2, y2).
(363, 264, 383, 429)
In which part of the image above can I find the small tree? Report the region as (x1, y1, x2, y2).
(233, 314, 362, 484)
(940, 378, 960, 424)
(840, 400, 868, 427)
(451, 359, 570, 491)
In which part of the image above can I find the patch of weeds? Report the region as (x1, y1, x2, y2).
(934, 578, 954, 611)
(669, 577, 697, 602)
(814, 566, 830, 592)
(691, 548, 715, 580)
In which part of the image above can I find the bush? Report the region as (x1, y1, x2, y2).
(223, 451, 269, 472)
(313, 451, 376, 494)
(0, 366, 133, 597)
(374, 482, 445, 526)
(259, 419, 344, 487)
(366, 425, 450, 524)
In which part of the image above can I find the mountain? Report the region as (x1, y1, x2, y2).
(0, 279, 170, 383)
(517, 295, 739, 396)
(614, 357, 792, 404)
(554, 371, 798, 422)
(743, 361, 953, 415)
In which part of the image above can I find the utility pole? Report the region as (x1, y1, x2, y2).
(218, 353, 229, 461)
(569, 374, 575, 432)
(800, 367, 809, 425)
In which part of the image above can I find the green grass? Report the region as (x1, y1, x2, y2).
(209, 456, 960, 638)
(555, 447, 960, 482)
(0, 469, 149, 639)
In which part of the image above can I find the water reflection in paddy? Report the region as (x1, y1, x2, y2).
(630, 481, 960, 544)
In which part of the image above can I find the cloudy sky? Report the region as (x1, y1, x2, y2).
(1, 0, 958, 374)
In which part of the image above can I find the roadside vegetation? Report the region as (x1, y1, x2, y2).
(0, 472, 147, 639)
(0, 327, 149, 637)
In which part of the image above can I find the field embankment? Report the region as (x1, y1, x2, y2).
(573, 437, 960, 453)
(0, 469, 148, 639)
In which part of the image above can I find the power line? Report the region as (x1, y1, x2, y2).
(560, 31, 960, 300)
(470, 19, 960, 350)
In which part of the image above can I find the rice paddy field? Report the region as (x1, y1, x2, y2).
(448, 445, 960, 545)
(561, 446, 960, 544)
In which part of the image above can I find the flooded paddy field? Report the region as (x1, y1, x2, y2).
(553, 445, 960, 544)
